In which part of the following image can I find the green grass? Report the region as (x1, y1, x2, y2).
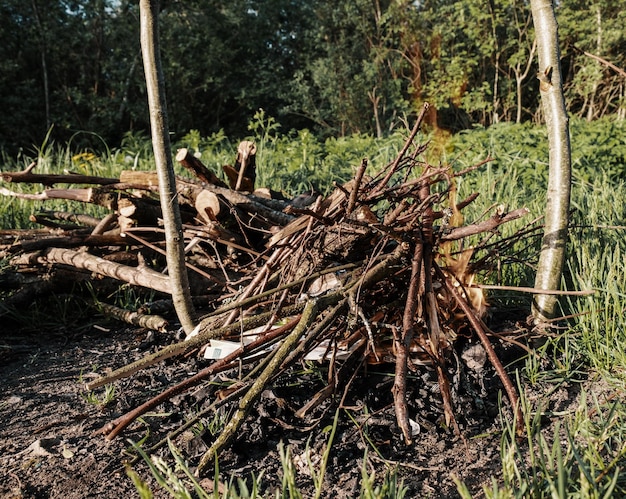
(449, 122, 626, 497)
(456, 383, 626, 498)
(81, 383, 117, 409)
(127, 411, 408, 499)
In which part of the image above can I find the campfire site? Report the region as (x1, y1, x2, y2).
(1, 113, 558, 498)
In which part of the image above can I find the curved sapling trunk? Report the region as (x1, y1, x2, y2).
(140, 0, 196, 334)
(530, 0, 572, 323)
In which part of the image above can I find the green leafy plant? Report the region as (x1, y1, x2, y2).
(360, 451, 408, 499)
(82, 384, 116, 408)
(129, 439, 264, 499)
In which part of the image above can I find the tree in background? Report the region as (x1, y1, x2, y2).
(0, 0, 144, 151)
(0, 0, 624, 153)
(286, 0, 412, 138)
(558, 0, 626, 120)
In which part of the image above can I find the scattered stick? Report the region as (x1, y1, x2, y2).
(176, 148, 228, 187)
(95, 302, 169, 332)
(393, 237, 423, 444)
(85, 302, 306, 390)
(438, 262, 524, 435)
(196, 299, 320, 473)
(99, 314, 303, 440)
(0, 161, 119, 186)
(43, 247, 172, 294)
(473, 284, 595, 295)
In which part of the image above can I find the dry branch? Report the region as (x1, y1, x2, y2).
(98, 314, 303, 440)
(0, 161, 119, 186)
(43, 247, 172, 294)
(96, 302, 169, 332)
(176, 148, 228, 187)
(0, 186, 118, 210)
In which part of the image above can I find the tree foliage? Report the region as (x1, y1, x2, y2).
(0, 0, 623, 153)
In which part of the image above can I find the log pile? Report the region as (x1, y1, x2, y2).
(0, 109, 533, 470)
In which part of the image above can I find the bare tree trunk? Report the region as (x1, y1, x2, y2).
(139, 0, 196, 334)
(529, 0, 572, 322)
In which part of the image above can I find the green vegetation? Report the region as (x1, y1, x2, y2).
(81, 383, 117, 409)
(2, 1, 624, 495)
(455, 387, 626, 498)
(1, 1, 624, 153)
(127, 415, 408, 499)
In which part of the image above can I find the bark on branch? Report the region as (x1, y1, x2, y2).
(43, 247, 171, 294)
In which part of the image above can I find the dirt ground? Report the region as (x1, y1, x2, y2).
(0, 314, 580, 499)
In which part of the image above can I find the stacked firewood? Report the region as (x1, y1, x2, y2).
(0, 109, 530, 470)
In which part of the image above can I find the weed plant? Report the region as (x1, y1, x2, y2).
(452, 125, 626, 496)
(128, 411, 408, 499)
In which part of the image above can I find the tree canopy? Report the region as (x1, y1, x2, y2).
(1, 0, 624, 153)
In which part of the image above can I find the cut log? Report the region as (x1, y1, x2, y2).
(194, 190, 222, 222)
(222, 141, 257, 192)
(117, 170, 294, 228)
(96, 302, 169, 332)
(31, 211, 103, 228)
(119, 170, 160, 187)
(43, 247, 172, 294)
(118, 196, 163, 232)
(0, 186, 118, 210)
(175, 148, 227, 187)
(18, 233, 128, 252)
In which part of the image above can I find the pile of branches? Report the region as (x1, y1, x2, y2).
(1, 109, 532, 473)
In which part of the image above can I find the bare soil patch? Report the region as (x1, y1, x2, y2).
(0, 311, 555, 499)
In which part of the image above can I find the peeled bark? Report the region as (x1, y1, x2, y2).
(530, 0, 572, 322)
(140, 0, 196, 334)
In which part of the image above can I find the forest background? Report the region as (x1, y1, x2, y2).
(1, 0, 625, 157)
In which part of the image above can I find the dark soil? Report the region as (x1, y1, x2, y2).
(0, 314, 574, 499)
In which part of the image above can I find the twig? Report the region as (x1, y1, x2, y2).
(369, 102, 430, 196)
(437, 262, 524, 436)
(393, 237, 423, 444)
(124, 230, 226, 286)
(472, 284, 594, 296)
(346, 158, 368, 214)
(86, 302, 306, 390)
(441, 207, 530, 241)
(196, 299, 320, 474)
(100, 315, 302, 440)
(222, 244, 291, 326)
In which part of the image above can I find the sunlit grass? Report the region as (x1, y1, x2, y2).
(128, 409, 408, 499)
(457, 385, 626, 498)
(453, 134, 626, 496)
